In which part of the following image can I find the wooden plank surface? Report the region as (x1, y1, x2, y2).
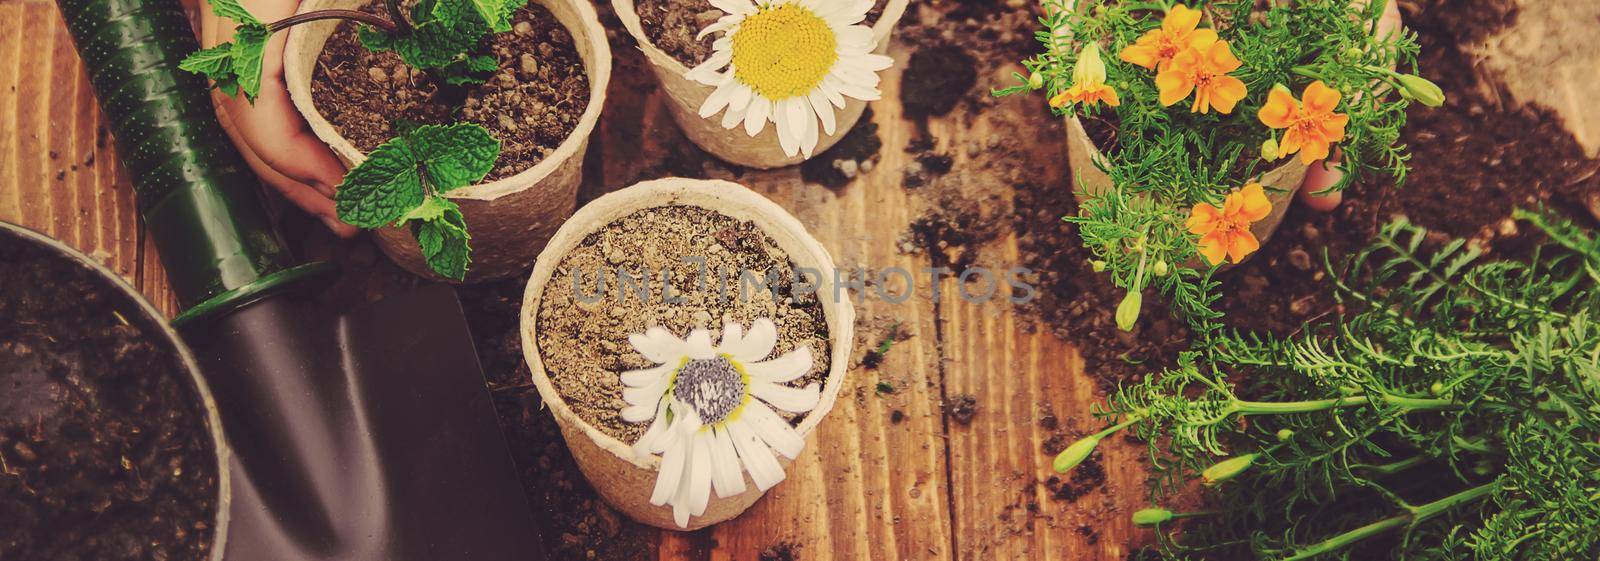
(0, 1, 1144, 559)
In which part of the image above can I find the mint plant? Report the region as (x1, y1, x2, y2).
(336, 123, 497, 279)
(182, 0, 529, 279)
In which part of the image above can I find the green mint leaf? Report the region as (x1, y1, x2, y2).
(229, 24, 271, 102)
(414, 198, 471, 280)
(438, 54, 498, 85)
(335, 135, 426, 228)
(179, 43, 235, 77)
(466, 0, 526, 33)
(359, 25, 398, 53)
(408, 123, 500, 191)
(208, 0, 262, 26)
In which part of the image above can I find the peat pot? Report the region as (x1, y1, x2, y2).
(284, 0, 612, 281)
(0, 222, 230, 561)
(519, 178, 856, 529)
(613, 0, 910, 169)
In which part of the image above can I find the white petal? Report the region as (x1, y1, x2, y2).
(671, 461, 694, 527)
(629, 327, 685, 364)
(727, 84, 754, 116)
(832, 25, 874, 48)
(718, 322, 744, 351)
(650, 432, 689, 505)
(622, 374, 671, 407)
(688, 432, 714, 516)
(819, 77, 848, 108)
(727, 421, 786, 490)
(784, 98, 809, 144)
(621, 362, 675, 388)
(744, 402, 807, 458)
(775, 104, 801, 157)
(752, 381, 821, 413)
(855, 53, 895, 72)
(816, 1, 866, 26)
(723, 318, 778, 363)
(721, 102, 747, 129)
(744, 345, 812, 383)
(708, 428, 747, 497)
(630, 404, 671, 452)
(699, 81, 739, 118)
(708, 0, 754, 15)
(685, 329, 716, 360)
(696, 19, 735, 40)
(744, 97, 771, 136)
(832, 78, 881, 102)
(831, 64, 881, 89)
(621, 400, 660, 424)
(800, 105, 819, 158)
(808, 90, 837, 136)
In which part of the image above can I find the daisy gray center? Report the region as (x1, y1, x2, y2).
(673, 356, 746, 424)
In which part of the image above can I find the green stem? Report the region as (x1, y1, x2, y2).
(1235, 394, 1457, 415)
(1277, 480, 1499, 561)
(1359, 455, 1427, 476)
(267, 9, 398, 33)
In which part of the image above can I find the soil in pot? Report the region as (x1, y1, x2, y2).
(635, 0, 887, 67)
(535, 205, 831, 444)
(310, 0, 590, 181)
(0, 235, 220, 560)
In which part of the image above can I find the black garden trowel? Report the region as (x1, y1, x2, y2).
(54, 0, 547, 559)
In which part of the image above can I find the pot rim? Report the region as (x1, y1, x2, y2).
(0, 221, 232, 561)
(612, 0, 910, 77)
(283, 0, 612, 202)
(518, 178, 856, 471)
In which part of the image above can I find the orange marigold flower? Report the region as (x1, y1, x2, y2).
(1052, 43, 1119, 109)
(1155, 35, 1247, 114)
(1187, 183, 1272, 265)
(1257, 80, 1350, 165)
(1119, 4, 1216, 71)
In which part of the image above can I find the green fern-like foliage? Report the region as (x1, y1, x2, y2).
(1060, 211, 1600, 560)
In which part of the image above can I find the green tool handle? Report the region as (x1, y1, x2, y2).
(55, 0, 331, 325)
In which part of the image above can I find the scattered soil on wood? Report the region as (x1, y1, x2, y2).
(945, 393, 978, 425)
(536, 206, 832, 443)
(312, 2, 589, 180)
(636, 0, 887, 67)
(758, 541, 803, 561)
(899, 45, 977, 120)
(801, 109, 884, 188)
(0, 233, 219, 560)
(457, 276, 658, 561)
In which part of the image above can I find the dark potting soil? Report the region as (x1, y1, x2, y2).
(310, 1, 589, 181)
(899, 44, 978, 120)
(635, 0, 887, 68)
(535, 206, 832, 444)
(0, 234, 220, 560)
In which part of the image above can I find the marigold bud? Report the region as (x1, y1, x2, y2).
(1054, 434, 1101, 473)
(1090, 260, 1107, 272)
(1276, 428, 1295, 442)
(1116, 290, 1142, 331)
(1261, 137, 1281, 162)
(1202, 453, 1258, 487)
(1028, 71, 1044, 90)
(1132, 508, 1174, 526)
(1152, 260, 1169, 277)
(1396, 74, 1445, 107)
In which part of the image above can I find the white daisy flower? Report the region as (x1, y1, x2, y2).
(620, 318, 820, 527)
(684, 0, 895, 159)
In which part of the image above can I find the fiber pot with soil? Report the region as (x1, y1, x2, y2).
(1000, 0, 1442, 329)
(615, 0, 908, 168)
(186, 0, 610, 281)
(0, 223, 230, 560)
(519, 178, 854, 530)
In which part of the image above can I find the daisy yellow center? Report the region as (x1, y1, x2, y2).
(730, 3, 838, 100)
(671, 356, 749, 425)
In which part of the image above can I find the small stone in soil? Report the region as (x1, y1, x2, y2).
(947, 394, 978, 425)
